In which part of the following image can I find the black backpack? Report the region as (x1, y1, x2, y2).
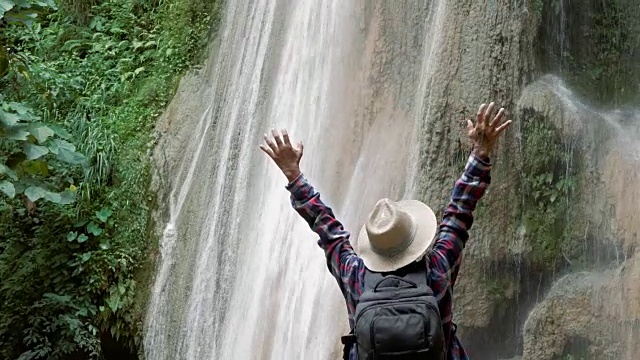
(341, 261, 445, 360)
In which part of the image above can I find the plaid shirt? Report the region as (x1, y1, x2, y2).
(286, 153, 491, 360)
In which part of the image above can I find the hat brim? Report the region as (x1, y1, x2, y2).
(352, 200, 438, 272)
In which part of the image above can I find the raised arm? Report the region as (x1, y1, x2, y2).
(260, 129, 362, 298)
(286, 174, 362, 296)
(428, 102, 512, 288)
(428, 153, 491, 287)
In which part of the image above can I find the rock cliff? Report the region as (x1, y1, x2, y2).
(147, 1, 639, 358)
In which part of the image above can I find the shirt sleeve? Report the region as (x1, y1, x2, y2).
(286, 174, 363, 298)
(427, 152, 491, 288)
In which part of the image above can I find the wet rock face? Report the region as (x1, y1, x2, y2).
(509, 75, 640, 359)
(537, 0, 640, 106)
(409, 2, 541, 354)
(412, 1, 640, 357)
(521, 272, 610, 360)
(145, 0, 639, 358)
(522, 257, 640, 360)
(406, 1, 573, 356)
(451, 72, 640, 359)
(146, 69, 212, 354)
(602, 141, 640, 254)
(150, 70, 210, 228)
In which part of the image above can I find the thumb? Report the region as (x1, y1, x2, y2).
(466, 119, 474, 133)
(298, 141, 304, 156)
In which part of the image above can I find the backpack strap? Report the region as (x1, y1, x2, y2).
(340, 330, 356, 360)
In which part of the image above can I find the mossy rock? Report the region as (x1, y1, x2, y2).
(515, 107, 582, 269)
(536, 0, 640, 106)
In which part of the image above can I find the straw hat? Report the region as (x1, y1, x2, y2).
(351, 198, 438, 272)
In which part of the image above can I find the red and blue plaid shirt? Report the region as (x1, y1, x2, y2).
(286, 153, 491, 360)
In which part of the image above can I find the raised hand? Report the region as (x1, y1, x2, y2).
(260, 129, 304, 182)
(466, 102, 513, 158)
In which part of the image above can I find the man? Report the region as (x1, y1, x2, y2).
(260, 102, 512, 359)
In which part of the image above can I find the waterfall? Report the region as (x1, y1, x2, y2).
(144, 1, 446, 359)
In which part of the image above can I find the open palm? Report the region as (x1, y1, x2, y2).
(466, 102, 513, 158)
(260, 129, 304, 182)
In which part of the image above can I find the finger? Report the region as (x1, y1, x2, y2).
(263, 133, 278, 153)
(298, 141, 304, 156)
(282, 129, 291, 146)
(271, 128, 283, 147)
(495, 120, 513, 134)
(476, 104, 487, 125)
(259, 144, 275, 159)
(490, 108, 505, 128)
(466, 119, 474, 132)
(483, 102, 495, 124)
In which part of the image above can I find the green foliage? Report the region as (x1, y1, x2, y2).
(539, 0, 640, 105)
(486, 276, 513, 302)
(1, 1, 82, 206)
(0, 200, 133, 359)
(0, 95, 85, 205)
(570, 0, 639, 105)
(519, 110, 578, 268)
(0, 0, 224, 358)
(0, 0, 57, 77)
(533, 0, 544, 21)
(0, 0, 56, 25)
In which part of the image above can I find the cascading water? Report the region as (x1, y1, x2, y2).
(144, 1, 446, 359)
(516, 74, 640, 360)
(143, 0, 639, 358)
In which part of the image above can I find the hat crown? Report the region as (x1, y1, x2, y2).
(366, 198, 416, 257)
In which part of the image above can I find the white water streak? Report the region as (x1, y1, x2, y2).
(145, 1, 446, 359)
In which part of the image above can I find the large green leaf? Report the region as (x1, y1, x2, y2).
(49, 139, 87, 166)
(24, 185, 47, 202)
(0, 0, 15, 19)
(8, 102, 30, 115)
(28, 123, 54, 143)
(0, 180, 15, 198)
(0, 110, 21, 127)
(4, 126, 29, 140)
(43, 191, 61, 203)
(4, 10, 38, 27)
(21, 160, 48, 176)
(0, 164, 18, 181)
(106, 294, 120, 312)
(43, 189, 75, 204)
(24, 143, 49, 160)
(48, 138, 75, 154)
(58, 147, 87, 166)
(46, 124, 71, 139)
(59, 189, 75, 204)
(23, 185, 75, 204)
